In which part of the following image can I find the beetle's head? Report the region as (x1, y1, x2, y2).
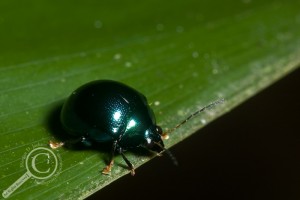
(143, 125, 178, 165)
(143, 125, 164, 153)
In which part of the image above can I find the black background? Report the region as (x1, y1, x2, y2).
(88, 68, 300, 200)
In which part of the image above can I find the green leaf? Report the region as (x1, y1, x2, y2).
(1, 0, 300, 199)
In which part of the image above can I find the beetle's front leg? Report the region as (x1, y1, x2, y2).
(118, 148, 135, 176)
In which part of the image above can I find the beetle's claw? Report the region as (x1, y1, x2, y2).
(102, 160, 114, 175)
(130, 168, 135, 176)
(102, 166, 111, 175)
(49, 141, 64, 149)
(102, 165, 112, 175)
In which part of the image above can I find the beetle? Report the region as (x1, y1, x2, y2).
(50, 80, 223, 175)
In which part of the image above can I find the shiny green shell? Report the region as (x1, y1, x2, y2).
(60, 80, 162, 149)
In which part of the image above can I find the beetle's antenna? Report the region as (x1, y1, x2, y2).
(154, 142, 178, 166)
(163, 98, 224, 136)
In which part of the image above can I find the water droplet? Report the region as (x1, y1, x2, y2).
(177, 110, 185, 116)
(212, 68, 219, 74)
(296, 15, 300, 24)
(276, 32, 291, 41)
(211, 60, 220, 74)
(113, 53, 122, 60)
(156, 23, 164, 31)
(125, 62, 132, 67)
(94, 20, 103, 29)
(188, 43, 194, 49)
(154, 101, 160, 106)
(79, 52, 86, 57)
(192, 51, 199, 58)
(201, 119, 207, 124)
(204, 53, 210, 60)
(176, 26, 184, 33)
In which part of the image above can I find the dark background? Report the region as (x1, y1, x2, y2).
(88, 68, 300, 200)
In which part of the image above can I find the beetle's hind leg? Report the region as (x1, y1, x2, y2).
(49, 136, 90, 149)
(49, 141, 65, 149)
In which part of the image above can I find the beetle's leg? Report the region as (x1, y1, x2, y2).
(102, 140, 117, 175)
(119, 149, 135, 176)
(49, 136, 90, 149)
(49, 140, 65, 149)
(114, 132, 135, 175)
